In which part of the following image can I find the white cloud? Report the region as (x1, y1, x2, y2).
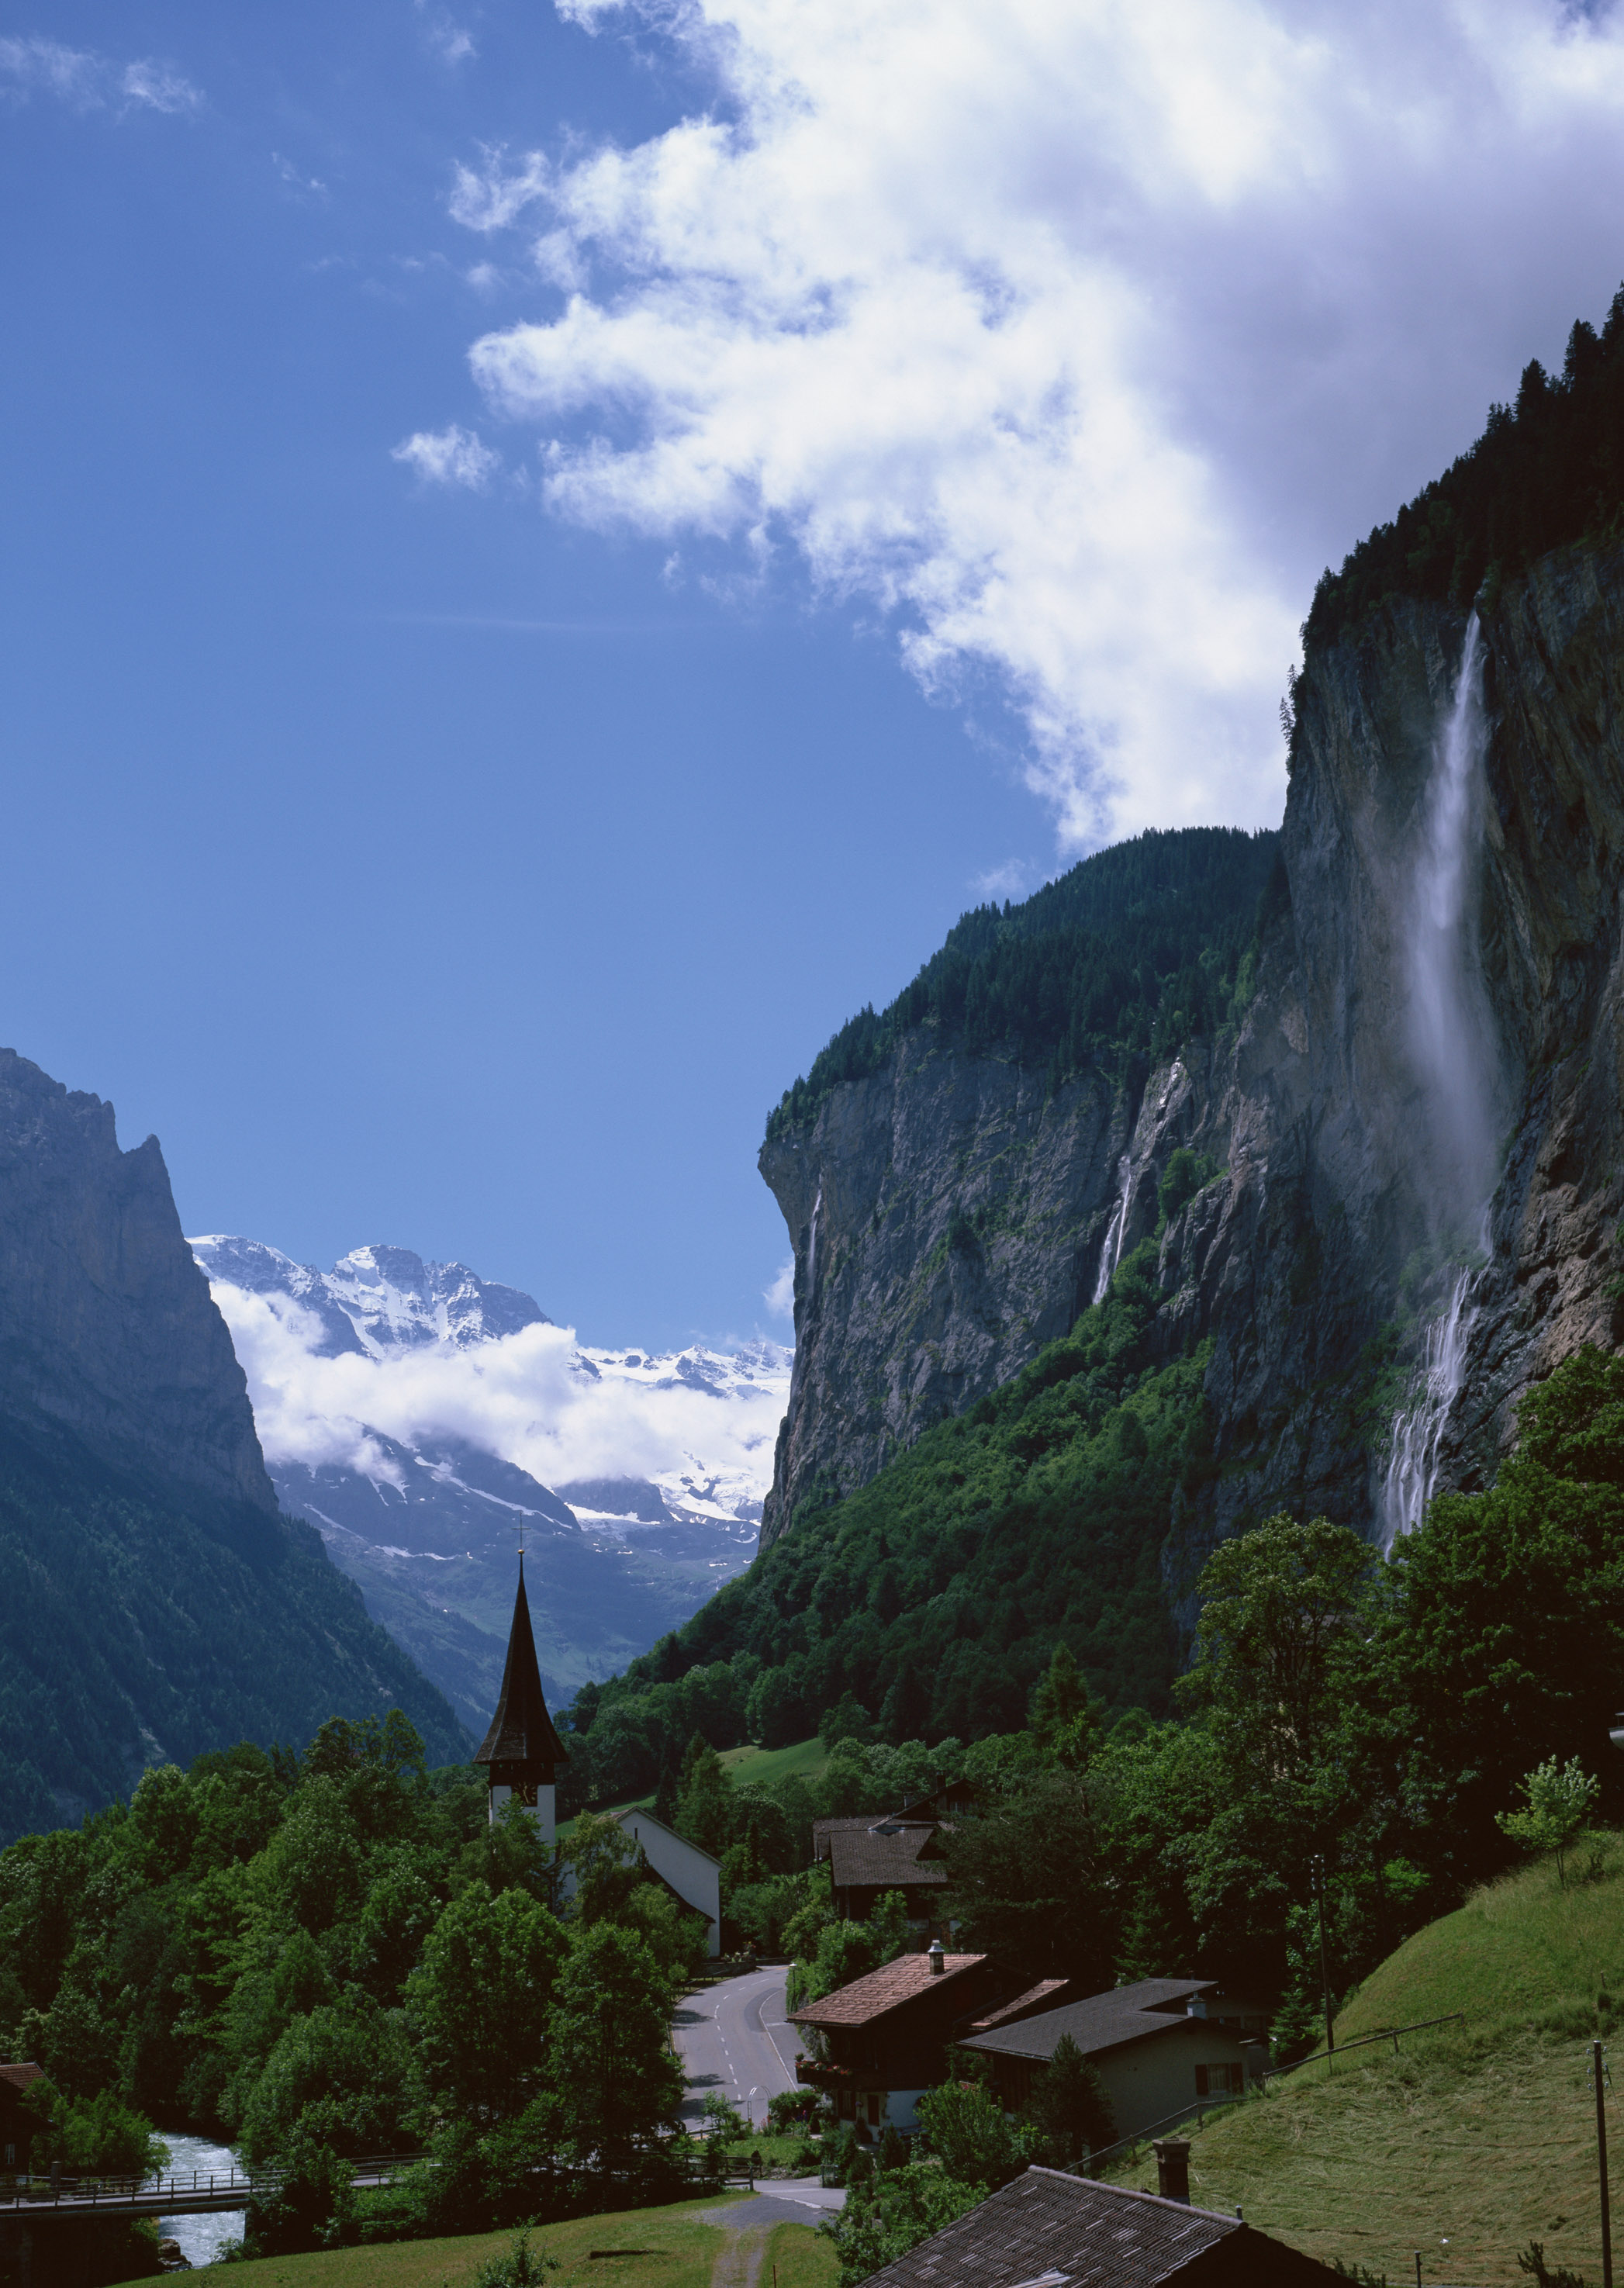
(392, 422, 501, 488)
(119, 60, 201, 114)
(451, 148, 551, 233)
(973, 859, 1035, 904)
(423, 16, 478, 66)
(440, 0, 1624, 849)
(763, 1259, 794, 1318)
(0, 35, 201, 113)
(213, 1284, 787, 1495)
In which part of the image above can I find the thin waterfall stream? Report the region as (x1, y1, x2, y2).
(1380, 613, 1496, 1545)
(1091, 1156, 1132, 1305)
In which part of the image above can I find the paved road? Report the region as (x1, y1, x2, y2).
(673, 1967, 800, 2130)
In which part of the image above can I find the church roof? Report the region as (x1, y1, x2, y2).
(474, 1562, 569, 1771)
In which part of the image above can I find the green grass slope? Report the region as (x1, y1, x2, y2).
(1103, 1849, 1624, 2286)
(1337, 1844, 1624, 2044)
(718, 1738, 829, 1789)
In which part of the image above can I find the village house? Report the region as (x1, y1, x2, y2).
(0, 2063, 41, 2174)
(788, 1942, 1080, 2133)
(811, 1780, 980, 1936)
(957, 1976, 1269, 2149)
(855, 2162, 1346, 2286)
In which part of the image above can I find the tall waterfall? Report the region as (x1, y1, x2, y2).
(1380, 1264, 1477, 1544)
(1380, 614, 1496, 1544)
(1092, 1156, 1132, 1305)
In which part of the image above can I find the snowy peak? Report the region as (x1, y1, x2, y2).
(189, 1235, 551, 1357)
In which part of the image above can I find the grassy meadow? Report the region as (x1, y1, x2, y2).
(185, 2192, 837, 2288)
(1101, 1847, 1624, 2285)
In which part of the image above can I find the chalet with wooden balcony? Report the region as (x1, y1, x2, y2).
(787, 1942, 1085, 2134)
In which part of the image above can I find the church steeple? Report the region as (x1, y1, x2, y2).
(474, 1557, 568, 1841)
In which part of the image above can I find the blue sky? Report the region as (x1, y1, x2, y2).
(7, 0, 1624, 1348)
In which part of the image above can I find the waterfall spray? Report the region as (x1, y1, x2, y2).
(1380, 614, 1498, 1544)
(1091, 1155, 1132, 1305)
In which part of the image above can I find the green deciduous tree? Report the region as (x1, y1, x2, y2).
(405, 1882, 567, 2128)
(942, 1771, 1117, 1983)
(1497, 1758, 1602, 1888)
(547, 1923, 685, 2165)
(825, 2165, 986, 2288)
(915, 2079, 1035, 2189)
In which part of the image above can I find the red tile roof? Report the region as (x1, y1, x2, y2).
(966, 1979, 1073, 2033)
(789, 1952, 985, 2027)
(0, 2063, 43, 2096)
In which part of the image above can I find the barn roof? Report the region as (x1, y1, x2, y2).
(855, 2166, 1340, 2286)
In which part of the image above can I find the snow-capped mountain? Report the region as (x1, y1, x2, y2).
(189, 1236, 790, 1734)
(192, 1237, 551, 1357)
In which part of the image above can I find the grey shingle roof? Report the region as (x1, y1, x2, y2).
(823, 1820, 951, 1890)
(855, 2166, 1339, 2287)
(960, 1980, 1216, 2064)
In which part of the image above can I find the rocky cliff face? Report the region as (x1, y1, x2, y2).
(0, 1049, 277, 1516)
(760, 539, 1624, 1555)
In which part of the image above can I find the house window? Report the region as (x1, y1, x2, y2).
(866, 2094, 882, 2127)
(1195, 2064, 1244, 2097)
(838, 2089, 855, 2120)
(3, 2142, 13, 2166)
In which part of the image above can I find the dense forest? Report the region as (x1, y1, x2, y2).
(0, 1421, 467, 1847)
(0, 1716, 719, 2275)
(763, 827, 1280, 1141)
(1303, 281, 1624, 655)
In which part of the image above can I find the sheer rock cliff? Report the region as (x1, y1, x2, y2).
(760, 538, 1624, 1554)
(0, 1049, 278, 1516)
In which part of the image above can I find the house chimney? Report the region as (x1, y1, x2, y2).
(1153, 2138, 1190, 2203)
(928, 1941, 945, 1975)
(1185, 1994, 1208, 2019)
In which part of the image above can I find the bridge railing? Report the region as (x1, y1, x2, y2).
(0, 2153, 432, 2211)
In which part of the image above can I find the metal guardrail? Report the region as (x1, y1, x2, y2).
(1256, 2012, 1465, 2079)
(1078, 2094, 1246, 2175)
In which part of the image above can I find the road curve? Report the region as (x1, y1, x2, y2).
(672, 1966, 799, 2129)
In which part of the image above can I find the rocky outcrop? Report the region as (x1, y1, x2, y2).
(761, 539, 1624, 1555)
(0, 1049, 277, 1516)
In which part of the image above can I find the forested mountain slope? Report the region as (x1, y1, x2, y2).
(0, 1051, 465, 1842)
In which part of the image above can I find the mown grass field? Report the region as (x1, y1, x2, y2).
(717, 1740, 828, 1790)
(187, 2191, 837, 2288)
(1101, 1847, 1624, 2286)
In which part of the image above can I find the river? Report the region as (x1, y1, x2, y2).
(150, 2132, 244, 2270)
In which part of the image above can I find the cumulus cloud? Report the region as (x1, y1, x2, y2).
(763, 1259, 794, 1319)
(438, 0, 1624, 848)
(0, 36, 201, 113)
(215, 1284, 784, 1493)
(392, 422, 501, 488)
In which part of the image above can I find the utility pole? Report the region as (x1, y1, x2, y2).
(1594, 2039, 1612, 2288)
(1311, 1854, 1335, 2055)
